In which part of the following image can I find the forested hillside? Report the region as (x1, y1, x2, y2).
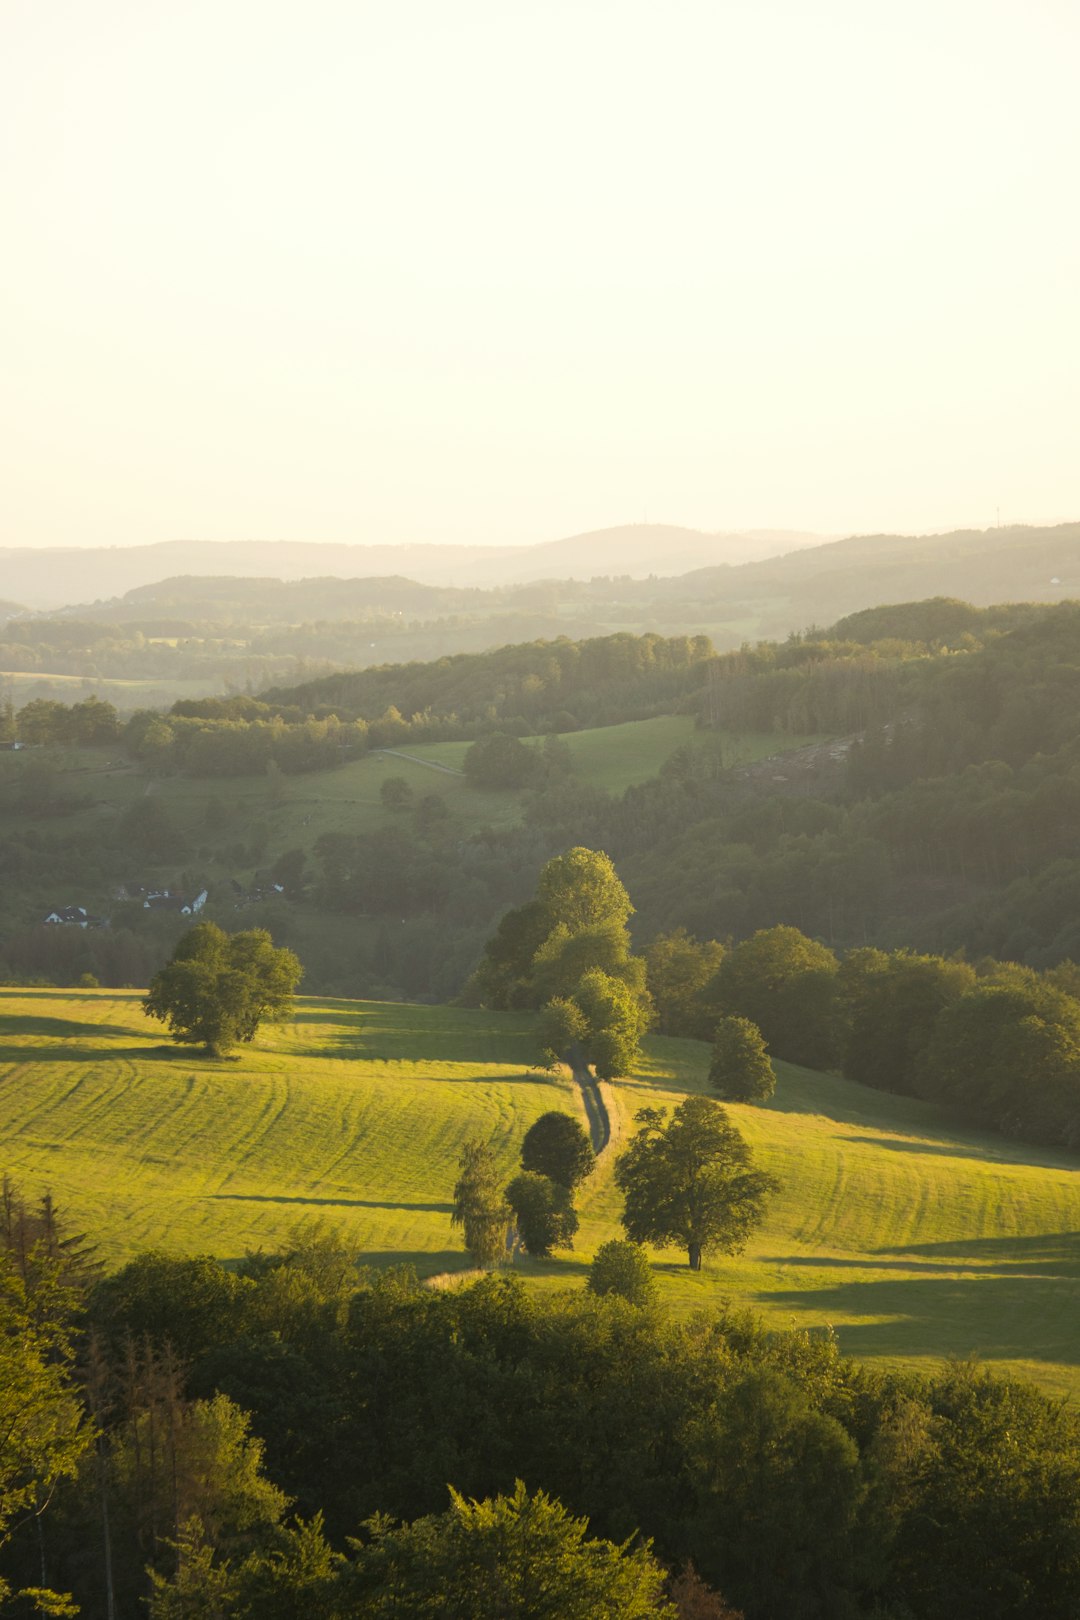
(5, 602, 1080, 1008)
(4, 521, 1078, 710)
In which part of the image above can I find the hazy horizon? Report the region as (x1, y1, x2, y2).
(3, 1, 1078, 551)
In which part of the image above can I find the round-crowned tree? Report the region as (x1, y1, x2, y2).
(521, 1112, 596, 1190)
(143, 922, 301, 1056)
(380, 775, 413, 810)
(464, 732, 541, 789)
(615, 1096, 778, 1271)
(587, 1240, 657, 1307)
(708, 1016, 776, 1103)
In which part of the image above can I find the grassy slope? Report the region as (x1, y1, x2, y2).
(390, 716, 822, 796)
(3, 989, 1080, 1395)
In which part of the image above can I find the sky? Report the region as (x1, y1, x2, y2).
(2, 0, 1078, 550)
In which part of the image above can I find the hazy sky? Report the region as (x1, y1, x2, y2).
(2, 0, 1078, 549)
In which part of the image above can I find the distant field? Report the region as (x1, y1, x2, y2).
(383, 716, 823, 797)
(4, 988, 1080, 1396)
(1, 671, 223, 706)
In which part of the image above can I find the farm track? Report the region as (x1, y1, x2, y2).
(374, 748, 464, 776)
(572, 1060, 611, 1154)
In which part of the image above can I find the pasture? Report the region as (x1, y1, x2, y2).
(3, 988, 1080, 1395)
(390, 715, 824, 796)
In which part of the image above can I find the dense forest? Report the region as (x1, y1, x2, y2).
(4, 1186, 1080, 1620)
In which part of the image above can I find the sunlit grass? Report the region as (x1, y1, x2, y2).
(4, 987, 1080, 1395)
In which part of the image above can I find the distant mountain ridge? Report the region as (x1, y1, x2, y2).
(0, 525, 826, 609)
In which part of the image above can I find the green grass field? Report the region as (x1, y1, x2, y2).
(385, 716, 823, 796)
(3, 988, 1080, 1396)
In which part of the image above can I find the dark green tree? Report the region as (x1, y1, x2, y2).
(467, 901, 553, 1010)
(920, 973, 1080, 1142)
(380, 775, 413, 810)
(143, 922, 302, 1055)
(693, 1367, 862, 1620)
(615, 1097, 777, 1270)
(506, 1172, 578, 1257)
(271, 846, 307, 894)
(587, 1240, 657, 1307)
(0, 1254, 88, 1615)
(708, 1016, 775, 1103)
(530, 921, 647, 1006)
(345, 1480, 675, 1618)
(715, 926, 838, 1069)
(538, 996, 589, 1067)
(521, 1111, 595, 1190)
(463, 732, 541, 789)
(840, 948, 975, 1095)
(646, 928, 727, 1038)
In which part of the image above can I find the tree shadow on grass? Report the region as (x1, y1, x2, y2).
(0, 1041, 190, 1065)
(758, 1267, 1080, 1364)
(0, 989, 133, 1005)
(874, 1231, 1080, 1273)
(0, 1014, 136, 1041)
(843, 1134, 1015, 1163)
(211, 1193, 452, 1213)
(759, 1251, 1074, 1276)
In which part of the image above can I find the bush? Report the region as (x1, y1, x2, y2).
(587, 1240, 657, 1307)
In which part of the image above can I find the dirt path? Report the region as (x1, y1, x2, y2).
(374, 748, 464, 776)
(572, 1058, 611, 1154)
(427, 1057, 615, 1290)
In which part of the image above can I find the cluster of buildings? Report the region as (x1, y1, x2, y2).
(43, 886, 209, 929)
(42, 876, 288, 928)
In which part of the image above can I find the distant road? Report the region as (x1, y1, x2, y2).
(374, 748, 464, 777)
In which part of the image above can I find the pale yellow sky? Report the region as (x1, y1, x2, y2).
(2, 0, 1077, 549)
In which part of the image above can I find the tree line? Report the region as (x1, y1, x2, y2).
(644, 921, 1080, 1151)
(4, 1182, 1080, 1619)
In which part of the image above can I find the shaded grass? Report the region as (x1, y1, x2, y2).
(397, 717, 825, 797)
(4, 988, 1080, 1396)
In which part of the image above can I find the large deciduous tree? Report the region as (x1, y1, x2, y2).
(143, 922, 302, 1056)
(919, 972, 1080, 1144)
(615, 1097, 777, 1271)
(715, 926, 838, 1069)
(838, 947, 975, 1096)
(520, 1112, 596, 1190)
(463, 731, 542, 789)
(535, 847, 634, 936)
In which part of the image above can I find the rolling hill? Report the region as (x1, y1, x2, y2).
(4, 987, 1080, 1396)
(0, 526, 827, 610)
